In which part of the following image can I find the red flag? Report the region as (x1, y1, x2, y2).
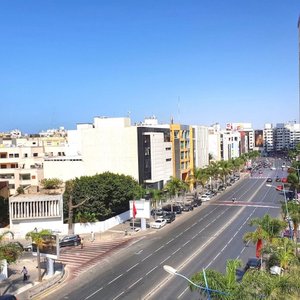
(133, 201, 137, 219)
(256, 239, 263, 258)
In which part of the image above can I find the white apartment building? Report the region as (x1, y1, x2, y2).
(220, 130, 240, 160)
(226, 123, 254, 151)
(274, 122, 300, 151)
(263, 123, 274, 153)
(44, 117, 173, 189)
(208, 124, 222, 161)
(193, 125, 209, 168)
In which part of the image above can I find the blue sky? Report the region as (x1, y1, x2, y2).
(1, 0, 299, 133)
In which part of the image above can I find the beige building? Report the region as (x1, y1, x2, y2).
(0, 136, 67, 196)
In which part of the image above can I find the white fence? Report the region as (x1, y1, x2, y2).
(73, 210, 130, 234)
(0, 210, 131, 238)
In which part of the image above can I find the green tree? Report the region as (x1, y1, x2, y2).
(190, 259, 242, 299)
(0, 231, 23, 264)
(192, 167, 209, 190)
(282, 201, 300, 248)
(63, 172, 143, 227)
(266, 237, 297, 270)
(244, 214, 286, 246)
(41, 178, 63, 189)
(164, 177, 188, 200)
(25, 229, 52, 282)
(218, 160, 233, 184)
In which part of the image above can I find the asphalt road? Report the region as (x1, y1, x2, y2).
(43, 160, 287, 300)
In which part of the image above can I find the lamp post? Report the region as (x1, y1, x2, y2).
(163, 265, 228, 299)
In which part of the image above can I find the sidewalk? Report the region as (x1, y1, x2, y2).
(0, 221, 146, 299)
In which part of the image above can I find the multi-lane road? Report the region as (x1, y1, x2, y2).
(43, 158, 287, 300)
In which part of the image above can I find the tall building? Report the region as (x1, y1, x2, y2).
(169, 123, 194, 181)
(263, 123, 274, 153)
(192, 125, 209, 168)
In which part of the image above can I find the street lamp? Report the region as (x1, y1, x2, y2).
(163, 265, 228, 300)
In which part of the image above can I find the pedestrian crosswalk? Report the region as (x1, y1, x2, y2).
(56, 239, 132, 278)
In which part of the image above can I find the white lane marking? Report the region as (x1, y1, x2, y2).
(160, 255, 171, 265)
(205, 207, 258, 269)
(172, 248, 181, 255)
(112, 291, 125, 300)
(178, 286, 189, 299)
(146, 265, 158, 276)
(142, 253, 153, 262)
(128, 277, 143, 290)
(182, 240, 190, 247)
(154, 245, 164, 253)
(143, 205, 246, 299)
(166, 238, 174, 244)
(108, 274, 123, 285)
(84, 287, 104, 299)
(126, 263, 139, 272)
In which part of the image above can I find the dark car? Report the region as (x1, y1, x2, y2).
(163, 212, 176, 223)
(191, 199, 202, 207)
(59, 235, 81, 247)
(0, 295, 17, 300)
(266, 178, 272, 182)
(275, 177, 281, 182)
(162, 204, 182, 214)
(244, 258, 261, 271)
(182, 204, 194, 212)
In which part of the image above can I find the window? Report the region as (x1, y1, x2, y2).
(0, 165, 7, 169)
(9, 154, 13, 158)
(33, 153, 38, 157)
(14, 153, 19, 158)
(166, 158, 171, 162)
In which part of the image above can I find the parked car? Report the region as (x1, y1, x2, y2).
(275, 177, 281, 182)
(191, 199, 202, 207)
(276, 185, 283, 191)
(0, 295, 18, 300)
(281, 178, 288, 183)
(151, 208, 165, 217)
(182, 204, 194, 212)
(266, 178, 272, 182)
(150, 218, 167, 229)
(163, 204, 182, 214)
(163, 212, 176, 223)
(24, 243, 33, 252)
(244, 258, 261, 271)
(59, 234, 81, 247)
(200, 194, 212, 202)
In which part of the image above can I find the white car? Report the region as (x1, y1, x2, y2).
(200, 194, 212, 202)
(151, 218, 167, 229)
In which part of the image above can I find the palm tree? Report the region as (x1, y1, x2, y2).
(282, 201, 300, 254)
(218, 160, 233, 185)
(190, 259, 241, 299)
(267, 237, 297, 270)
(26, 229, 52, 282)
(287, 172, 299, 196)
(244, 214, 286, 245)
(190, 167, 209, 191)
